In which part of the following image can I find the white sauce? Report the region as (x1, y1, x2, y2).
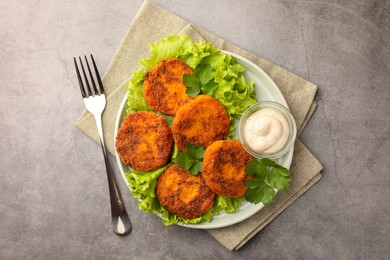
(243, 108, 289, 153)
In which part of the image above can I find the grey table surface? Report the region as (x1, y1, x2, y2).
(1, 0, 389, 259)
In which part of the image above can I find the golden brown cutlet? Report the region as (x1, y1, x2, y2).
(171, 95, 230, 151)
(202, 140, 253, 198)
(143, 58, 193, 116)
(115, 111, 173, 172)
(156, 164, 215, 219)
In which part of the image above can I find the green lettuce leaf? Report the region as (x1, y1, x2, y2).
(212, 196, 244, 215)
(125, 165, 169, 202)
(125, 68, 150, 114)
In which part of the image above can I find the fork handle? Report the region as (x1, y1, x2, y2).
(94, 115, 132, 236)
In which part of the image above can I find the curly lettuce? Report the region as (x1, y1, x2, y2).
(126, 34, 256, 136)
(124, 34, 257, 226)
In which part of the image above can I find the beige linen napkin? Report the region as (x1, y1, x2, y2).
(76, 0, 322, 251)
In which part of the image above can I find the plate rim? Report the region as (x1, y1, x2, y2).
(114, 50, 294, 229)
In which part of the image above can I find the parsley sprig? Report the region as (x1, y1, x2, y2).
(244, 158, 291, 206)
(183, 64, 218, 97)
(172, 143, 205, 175)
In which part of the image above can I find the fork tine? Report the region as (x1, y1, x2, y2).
(79, 57, 93, 97)
(74, 57, 87, 98)
(84, 55, 99, 95)
(90, 54, 105, 94)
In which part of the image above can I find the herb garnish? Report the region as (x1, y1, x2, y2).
(172, 143, 205, 175)
(183, 64, 219, 97)
(244, 158, 291, 206)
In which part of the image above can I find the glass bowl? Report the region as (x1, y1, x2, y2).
(238, 101, 297, 159)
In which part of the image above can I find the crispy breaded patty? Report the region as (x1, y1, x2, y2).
(143, 58, 193, 116)
(202, 140, 253, 198)
(115, 111, 173, 172)
(171, 95, 230, 151)
(156, 164, 215, 219)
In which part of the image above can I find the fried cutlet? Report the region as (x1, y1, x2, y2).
(171, 95, 230, 151)
(143, 58, 193, 116)
(202, 140, 253, 198)
(156, 164, 215, 219)
(115, 111, 173, 172)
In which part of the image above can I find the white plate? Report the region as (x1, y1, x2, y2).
(114, 51, 294, 229)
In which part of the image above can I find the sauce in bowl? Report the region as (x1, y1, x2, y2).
(243, 108, 289, 153)
(239, 102, 297, 159)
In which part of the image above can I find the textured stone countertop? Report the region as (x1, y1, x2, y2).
(1, 0, 389, 259)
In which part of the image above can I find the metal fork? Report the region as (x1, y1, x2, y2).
(74, 54, 131, 236)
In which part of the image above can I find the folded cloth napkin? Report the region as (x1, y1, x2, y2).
(76, 0, 322, 251)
